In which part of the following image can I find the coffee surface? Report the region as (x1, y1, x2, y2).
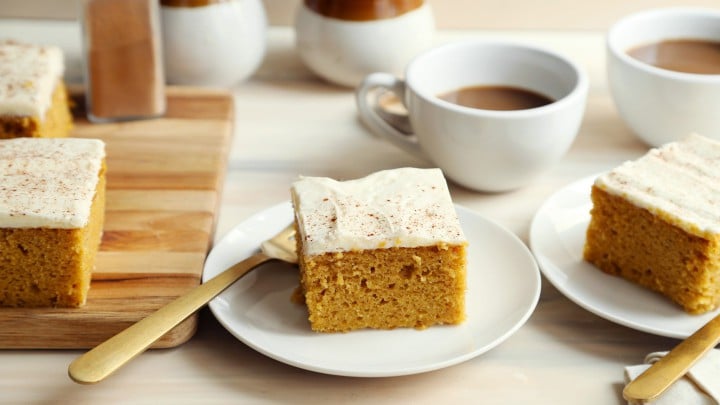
(627, 39, 720, 74)
(437, 85, 554, 111)
(304, 0, 423, 21)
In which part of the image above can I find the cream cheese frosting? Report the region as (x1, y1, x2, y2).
(595, 133, 720, 236)
(0, 138, 105, 228)
(0, 40, 64, 118)
(291, 167, 466, 256)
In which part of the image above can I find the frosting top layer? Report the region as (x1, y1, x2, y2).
(595, 133, 720, 236)
(291, 167, 466, 256)
(0, 40, 64, 117)
(0, 138, 105, 229)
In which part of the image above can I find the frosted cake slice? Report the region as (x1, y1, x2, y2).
(291, 167, 468, 332)
(584, 133, 720, 314)
(0, 138, 106, 307)
(0, 40, 73, 138)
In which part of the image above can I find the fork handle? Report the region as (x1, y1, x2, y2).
(623, 312, 720, 402)
(68, 252, 273, 385)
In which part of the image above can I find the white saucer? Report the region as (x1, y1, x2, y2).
(530, 174, 720, 339)
(203, 201, 541, 377)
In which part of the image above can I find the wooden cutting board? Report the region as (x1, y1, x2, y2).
(0, 86, 234, 349)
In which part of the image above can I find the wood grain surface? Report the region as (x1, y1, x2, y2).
(0, 86, 233, 349)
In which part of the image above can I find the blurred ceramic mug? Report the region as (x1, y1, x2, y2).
(295, 0, 434, 87)
(607, 7, 720, 147)
(355, 40, 588, 192)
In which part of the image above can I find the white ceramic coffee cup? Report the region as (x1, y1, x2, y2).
(607, 7, 720, 147)
(355, 40, 588, 192)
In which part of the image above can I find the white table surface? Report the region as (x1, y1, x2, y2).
(0, 22, 683, 404)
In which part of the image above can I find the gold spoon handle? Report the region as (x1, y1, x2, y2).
(68, 253, 272, 384)
(623, 313, 720, 402)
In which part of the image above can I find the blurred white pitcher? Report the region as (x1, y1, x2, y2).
(161, 0, 266, 87)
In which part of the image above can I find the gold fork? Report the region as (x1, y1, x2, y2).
(68, 225, 297, 385)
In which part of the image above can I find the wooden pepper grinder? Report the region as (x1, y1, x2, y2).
(82, 0, 166, 122)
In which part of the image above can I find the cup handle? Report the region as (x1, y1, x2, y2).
(355, 72, 427, 160)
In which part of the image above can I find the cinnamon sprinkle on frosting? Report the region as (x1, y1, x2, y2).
(0, 138, 105, 228)
(0, 40, 64, 118)
(291, 168, 466, 256)
(596, 133, 720, 236)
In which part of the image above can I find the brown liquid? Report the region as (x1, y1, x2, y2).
(437, 85, 554, 111)
(304, 0, 424, 21)
(627, 39, 720, 75)
(160, 0, 225, 7)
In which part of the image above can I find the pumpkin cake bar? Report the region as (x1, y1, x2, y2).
(584, 133, 720, 314)
(291, 167, 467, 332)
(0, 40, 73, 138)
(0, 138, 106, 307)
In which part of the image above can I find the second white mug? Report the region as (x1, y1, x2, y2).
(607, 7, 720, 147)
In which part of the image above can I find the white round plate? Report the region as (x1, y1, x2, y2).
(203, 202, 541, 377)
(530, 174, 720, 339)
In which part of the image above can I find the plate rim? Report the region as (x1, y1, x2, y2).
(204, 201, 541, 377)
(529, 173, 720, 339)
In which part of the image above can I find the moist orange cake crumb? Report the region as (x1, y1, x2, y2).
(291, 168, 467, 332)
(584, 134, 720, 314)
(0, 138, 106, 307)
(0, 40, 73, 139)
